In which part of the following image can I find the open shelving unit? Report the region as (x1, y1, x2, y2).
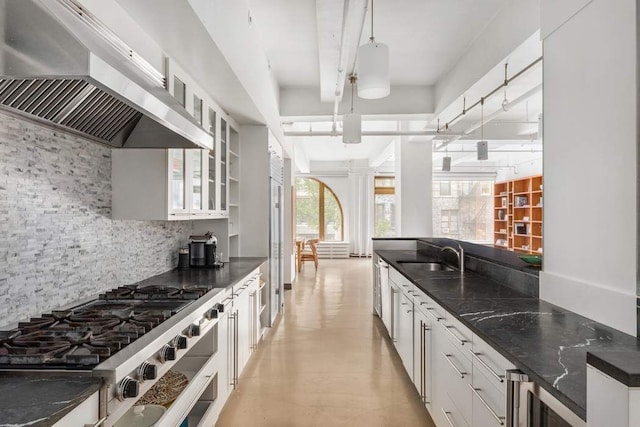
(228, 127, 240, 257)
(494, 175, 543, 254)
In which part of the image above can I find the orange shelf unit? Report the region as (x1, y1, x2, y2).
(493, 175, 542, 254)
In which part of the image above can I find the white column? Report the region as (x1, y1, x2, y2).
(396, 135, 433, 237)
(539, 0, 637, 335)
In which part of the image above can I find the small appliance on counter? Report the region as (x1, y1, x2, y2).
(177, 248, 190, 270)
(188, 232, 223, 269)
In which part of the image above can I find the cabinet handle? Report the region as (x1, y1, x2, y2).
(441, 408, 456, 427)
(469, 384, 505, 425)
(441, 352, 467, 378)
(444, 325, 468, 346)
(419, 301, 428, 306)
(469, 350, 505, 383)
(400, 302, 409, 306)
(425, 307, 443, 321)
(390, 289, 397, 343)
(406, 309, 412, 314)
(84, 417, 107, 427)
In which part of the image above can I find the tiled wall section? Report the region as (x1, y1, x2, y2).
(0, 112, 192, 327)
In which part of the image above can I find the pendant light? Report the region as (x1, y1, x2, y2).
(343, 75, 361, 144)
(357, 0, 390, 99)
(442, 144, 451, 171)
(477, 97, 488, 160)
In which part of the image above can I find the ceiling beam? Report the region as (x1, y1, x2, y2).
(316, 0, 367, 103)
(280, 85, 434, 116)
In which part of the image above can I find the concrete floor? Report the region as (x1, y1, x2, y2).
(216, 259, 435, 427)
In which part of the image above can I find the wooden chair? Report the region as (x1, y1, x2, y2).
(297, 239, 319, 272)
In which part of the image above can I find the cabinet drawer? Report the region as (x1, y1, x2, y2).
(442, 315, 473, 358)
(415, 293, 447, 323)
(439, 334, 472, 425)
(471, 366, 507, 427)
(389, 268, 414, 294)
(440, 394, 470, 427)
(471, 334, 515, 390)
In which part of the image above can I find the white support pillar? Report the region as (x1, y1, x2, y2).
(396, 133, 433, 237)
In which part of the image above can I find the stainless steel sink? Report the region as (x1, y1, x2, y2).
(396, 261, 455, 272)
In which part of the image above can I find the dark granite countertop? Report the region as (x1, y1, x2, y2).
(0, 257, 266, 427)
(586, 351, 640, 387)
(0, 373, 102, 427)
(133, 257, 267, 289)
(376, 249, 640, 421)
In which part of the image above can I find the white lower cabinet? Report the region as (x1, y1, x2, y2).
(440, 394, 470, 427)
(471, 366, 507, 427)
(380, 266, 517, 427)
(396, 291, 414, 376)
(413, 308, 432, 406)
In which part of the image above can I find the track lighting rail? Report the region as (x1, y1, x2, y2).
(437, 56, 543, 134)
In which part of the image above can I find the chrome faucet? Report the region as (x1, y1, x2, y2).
(441, 244, 464, 273)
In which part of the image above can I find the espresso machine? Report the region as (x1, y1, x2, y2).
(186, 232, 222, 268)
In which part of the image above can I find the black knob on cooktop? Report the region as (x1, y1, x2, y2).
(158, 344, 176, 363)
(117, 376, 139, 401)
(185, 323, 201, 337)
(175, 335, 188, 350)
(137, 362, 157, 381)
(216, 303, 225, 313)
(204, 307, 217, 320)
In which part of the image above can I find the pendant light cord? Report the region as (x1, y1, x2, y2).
(370, 0, 375, 42)
(480, 97, 484, 140)
(351, 78, 355, 113)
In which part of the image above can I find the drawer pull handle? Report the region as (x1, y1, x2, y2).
(469, 384, 505, 425)
(469, 350, 505, 383)
(441, 352, 467, 378)
(441, 408, 456, 427)
(444, 325, 468, 346)
(84, 417, 106, 427)
(425, 307, 443, 321)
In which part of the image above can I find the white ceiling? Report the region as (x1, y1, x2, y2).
(250, 0, 511, 88)
(248, 0, 542, 170)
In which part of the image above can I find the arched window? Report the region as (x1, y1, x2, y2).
(295, 177, 344, 241)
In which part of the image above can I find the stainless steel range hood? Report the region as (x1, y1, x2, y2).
(0, 0, 212, 150)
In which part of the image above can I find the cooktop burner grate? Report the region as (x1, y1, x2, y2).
(0, 299, 193, 368)
(99, 284, 210, 301)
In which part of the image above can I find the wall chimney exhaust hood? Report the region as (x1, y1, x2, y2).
(0, 0, 212, 150)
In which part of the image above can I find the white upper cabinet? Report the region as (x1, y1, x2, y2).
(112, 57, 238, 221)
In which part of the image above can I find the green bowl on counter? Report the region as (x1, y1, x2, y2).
(519, 254, 542, 266)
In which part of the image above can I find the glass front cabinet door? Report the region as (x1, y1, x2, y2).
(166, 110, 231, 219)
(168, 148, 189, 218)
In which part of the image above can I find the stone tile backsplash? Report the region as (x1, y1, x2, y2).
(0, 112, 192, 328)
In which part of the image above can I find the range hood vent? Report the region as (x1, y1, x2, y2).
(0, 0, 212, 150)
(0, 78, 142, 143)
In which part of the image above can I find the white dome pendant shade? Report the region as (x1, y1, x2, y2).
(357, 41, 390, 99)
(343, 75, 361, 144)
(343, 111, 361, 144)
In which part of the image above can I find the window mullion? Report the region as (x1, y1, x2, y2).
(319, 183, 325, 241)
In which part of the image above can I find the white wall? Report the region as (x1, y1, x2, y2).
(540, 0, 637, 336)
(238, 125, 270, 257)
(396, 136, 433, 237)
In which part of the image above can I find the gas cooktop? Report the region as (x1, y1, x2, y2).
(0, 292, 196, 369)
